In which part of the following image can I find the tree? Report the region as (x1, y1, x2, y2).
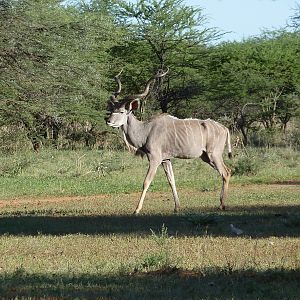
(289, 3, 300, 32)
(115, 0, 220, 112)
(203, 31, 300, 145)
(0, 0, 122, 149)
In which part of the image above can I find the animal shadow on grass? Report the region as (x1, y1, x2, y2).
(0, 205, 300, 237)
(0, 267, 299, 299)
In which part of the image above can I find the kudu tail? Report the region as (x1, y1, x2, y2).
(227, 129, 232, 159)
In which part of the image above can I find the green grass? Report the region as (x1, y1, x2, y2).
(0, 147, 298, 199)
(0, 147, 299, 299)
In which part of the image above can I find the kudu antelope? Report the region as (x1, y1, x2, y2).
(106, 69, 232, 214)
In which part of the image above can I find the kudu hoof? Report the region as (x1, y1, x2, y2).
(220, 205, 226, 211)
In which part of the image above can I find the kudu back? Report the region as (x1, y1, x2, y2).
(106, 69, 232, 214)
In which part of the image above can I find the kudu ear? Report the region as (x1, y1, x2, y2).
(107, 100, 115, 112)
(125, 99, 140, 112)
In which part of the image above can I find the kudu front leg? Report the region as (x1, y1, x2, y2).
(134, 161, 159, 215)
(161, 160, 180, 213)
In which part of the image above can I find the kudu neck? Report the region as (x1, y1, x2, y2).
(122, 113, 147, 148)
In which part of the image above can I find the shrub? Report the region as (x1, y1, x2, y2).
(232, 155, 260, 176)
(137, 225, 178, 272)
(0, 126, 31, 153)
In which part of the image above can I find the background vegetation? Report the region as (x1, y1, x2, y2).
(1, 0, 299, 151)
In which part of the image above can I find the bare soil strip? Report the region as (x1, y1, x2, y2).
(0, 194, 109, 209)
(0, 183, 298, 209)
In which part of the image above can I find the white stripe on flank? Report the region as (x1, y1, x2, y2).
(197, 120, 204, 148)
(188, 120, 197, 147)
(172, 119, 178, 150)
(183, 120, 189, 141)
(213, 122, 219, 145)
(208, 121, 213, 148)
(213, 120, 225, 132)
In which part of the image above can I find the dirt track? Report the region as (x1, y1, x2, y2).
(0, 194, 109, 209)
(0, 181, 298, 209)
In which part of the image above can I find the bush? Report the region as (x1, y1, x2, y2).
(232, 155, 260, 176)
(0, 126, 31, 153)
(0, 154, 34, 177)
(249, 128, 282, 148)
(285, 128, 300, 150)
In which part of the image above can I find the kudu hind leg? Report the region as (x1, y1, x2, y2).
(134, 161, 160, 215)
(204, 152, 230, 210)
(211, 154, 231, 210)
(162, 160, 180, 213)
